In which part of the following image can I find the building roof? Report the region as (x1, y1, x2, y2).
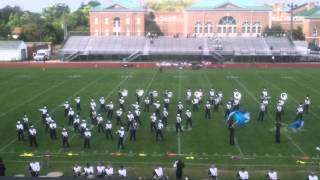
(186, 0, 272, 11)
(0, 41, 25, 50)
(91, 0, 145, 12)
(296, 7, 320, 18)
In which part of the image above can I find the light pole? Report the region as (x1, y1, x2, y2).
(288, 2, 297, 39)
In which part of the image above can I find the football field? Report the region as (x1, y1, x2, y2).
(0, 67, 320, 179)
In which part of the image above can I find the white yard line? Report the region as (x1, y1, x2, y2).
(58, 72, 135, 153)
(228, 71, 306, 156)
(121, 70, 158, 151)
(0, 74, 110, 152)
(203, 71, 244, 156)
(177, 71, 182, 155)
(0, 81, 66, 118)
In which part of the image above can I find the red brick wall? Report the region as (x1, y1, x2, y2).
(90, 11, 145, 36)
(153, 12, 184, 36)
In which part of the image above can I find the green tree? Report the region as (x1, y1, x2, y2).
(292, 26, 305, 40)
(263, 25, 285, 36)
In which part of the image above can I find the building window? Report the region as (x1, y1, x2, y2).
(136, 17, 141, 25)
(105, 18, 109, 25)
(218, 16, 237, 33)
(94, 17, 99, 25)
(113, 17, 120, 27)
(242, 21, 250, 33)
(126, 17, 130, 25)
(194, 22, 202, 34)
(204, 22, 213, 33)
(252, 21, 262, 34)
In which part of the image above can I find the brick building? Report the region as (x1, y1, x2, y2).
(90, 0, 145, 36)
(89, 0, 320, 43)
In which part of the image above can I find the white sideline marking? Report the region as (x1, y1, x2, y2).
(0, 74, 110, 152)
(229, 71, 306, 155)
(0, 81, 66, 118)
(66, 75, 81, 79)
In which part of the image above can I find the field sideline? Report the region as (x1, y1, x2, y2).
(0, 65, 320, 179)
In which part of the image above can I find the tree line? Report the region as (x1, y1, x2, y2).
(0, 1, 101, 44)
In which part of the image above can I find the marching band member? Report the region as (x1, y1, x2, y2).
(275, 103, 283, 122)
(162, 108, 169, 127)
(16, 120, 24, 141)
(73, 114, 80, 133)
(28, 125, 38, 147)
(73, 164, 82, 177)
(84, 128, 92, 149)
(68, 107, 75, 125)
(144, 97, 150, 112)
(119, 97, 125, 111)
(129, 121, 138, 141)
(192, 97, 199, 112)
(153, 100, 161, 117)
(186, 89, 192, 105)
(63, 100, 70, 118)
(99, 96, 106, 113)
(296, 104, 304, 120)
(61, 127, 69, 148)
(80, 120, 87, 138)
(96, 114, 104, 133)
(176, 114, 183, 132)
(116, 127, 125, 149)
(177, 101, 183, 116)
(150, 113, 157, 133)
(304, 95, 311, 114)
(134, 108, 141, 125)
(257, 103, 266, 121)
(105, 120, 113, 140)
(29, 160, 40, 177)
(96, 162, 106, 177)
(237, 168, 249, 180)
(126, 111, 134, 131)
(107, 100, 114, 119)
(208, 164, 218, 180)
(74, 96, 81, 111)
(266, 169, 278, 180)
(84, 163, 94, 177)
(22, 113, 29, 131)
(185, 109, 192, 129)
(90, 98, 96, 113)
(205, 101, 211, 119)
(116, 108, 123, 126)
(156, 120, 164, 141)
(39, 105, 48, 124)
(308, 172, 319, 180)
(49, 120, 57, 140)
(225, 101, 232, 118)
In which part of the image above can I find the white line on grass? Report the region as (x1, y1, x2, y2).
(4, 159, 320, 168)
(0, 74, 110, 152)
(0, 81, 66, 118)
(177, 71, 182, 155)
(58, 72, 135, 153)
(121, 70, 158, 151)
(228, 71, 306, 156)
(203, 71, 245, 156)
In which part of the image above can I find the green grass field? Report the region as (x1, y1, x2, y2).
(0, 67, 320, 179)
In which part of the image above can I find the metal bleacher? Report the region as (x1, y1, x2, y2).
(60, 35, 308, 61)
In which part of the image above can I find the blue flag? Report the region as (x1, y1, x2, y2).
(227, 111, 250, 127)
(289, 120, 304, 129)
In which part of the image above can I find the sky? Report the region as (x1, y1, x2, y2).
(0, 0, 313, 13)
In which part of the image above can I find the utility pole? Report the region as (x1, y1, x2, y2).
(63, 10, 68, 40)
(288, 2, 294, 39)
